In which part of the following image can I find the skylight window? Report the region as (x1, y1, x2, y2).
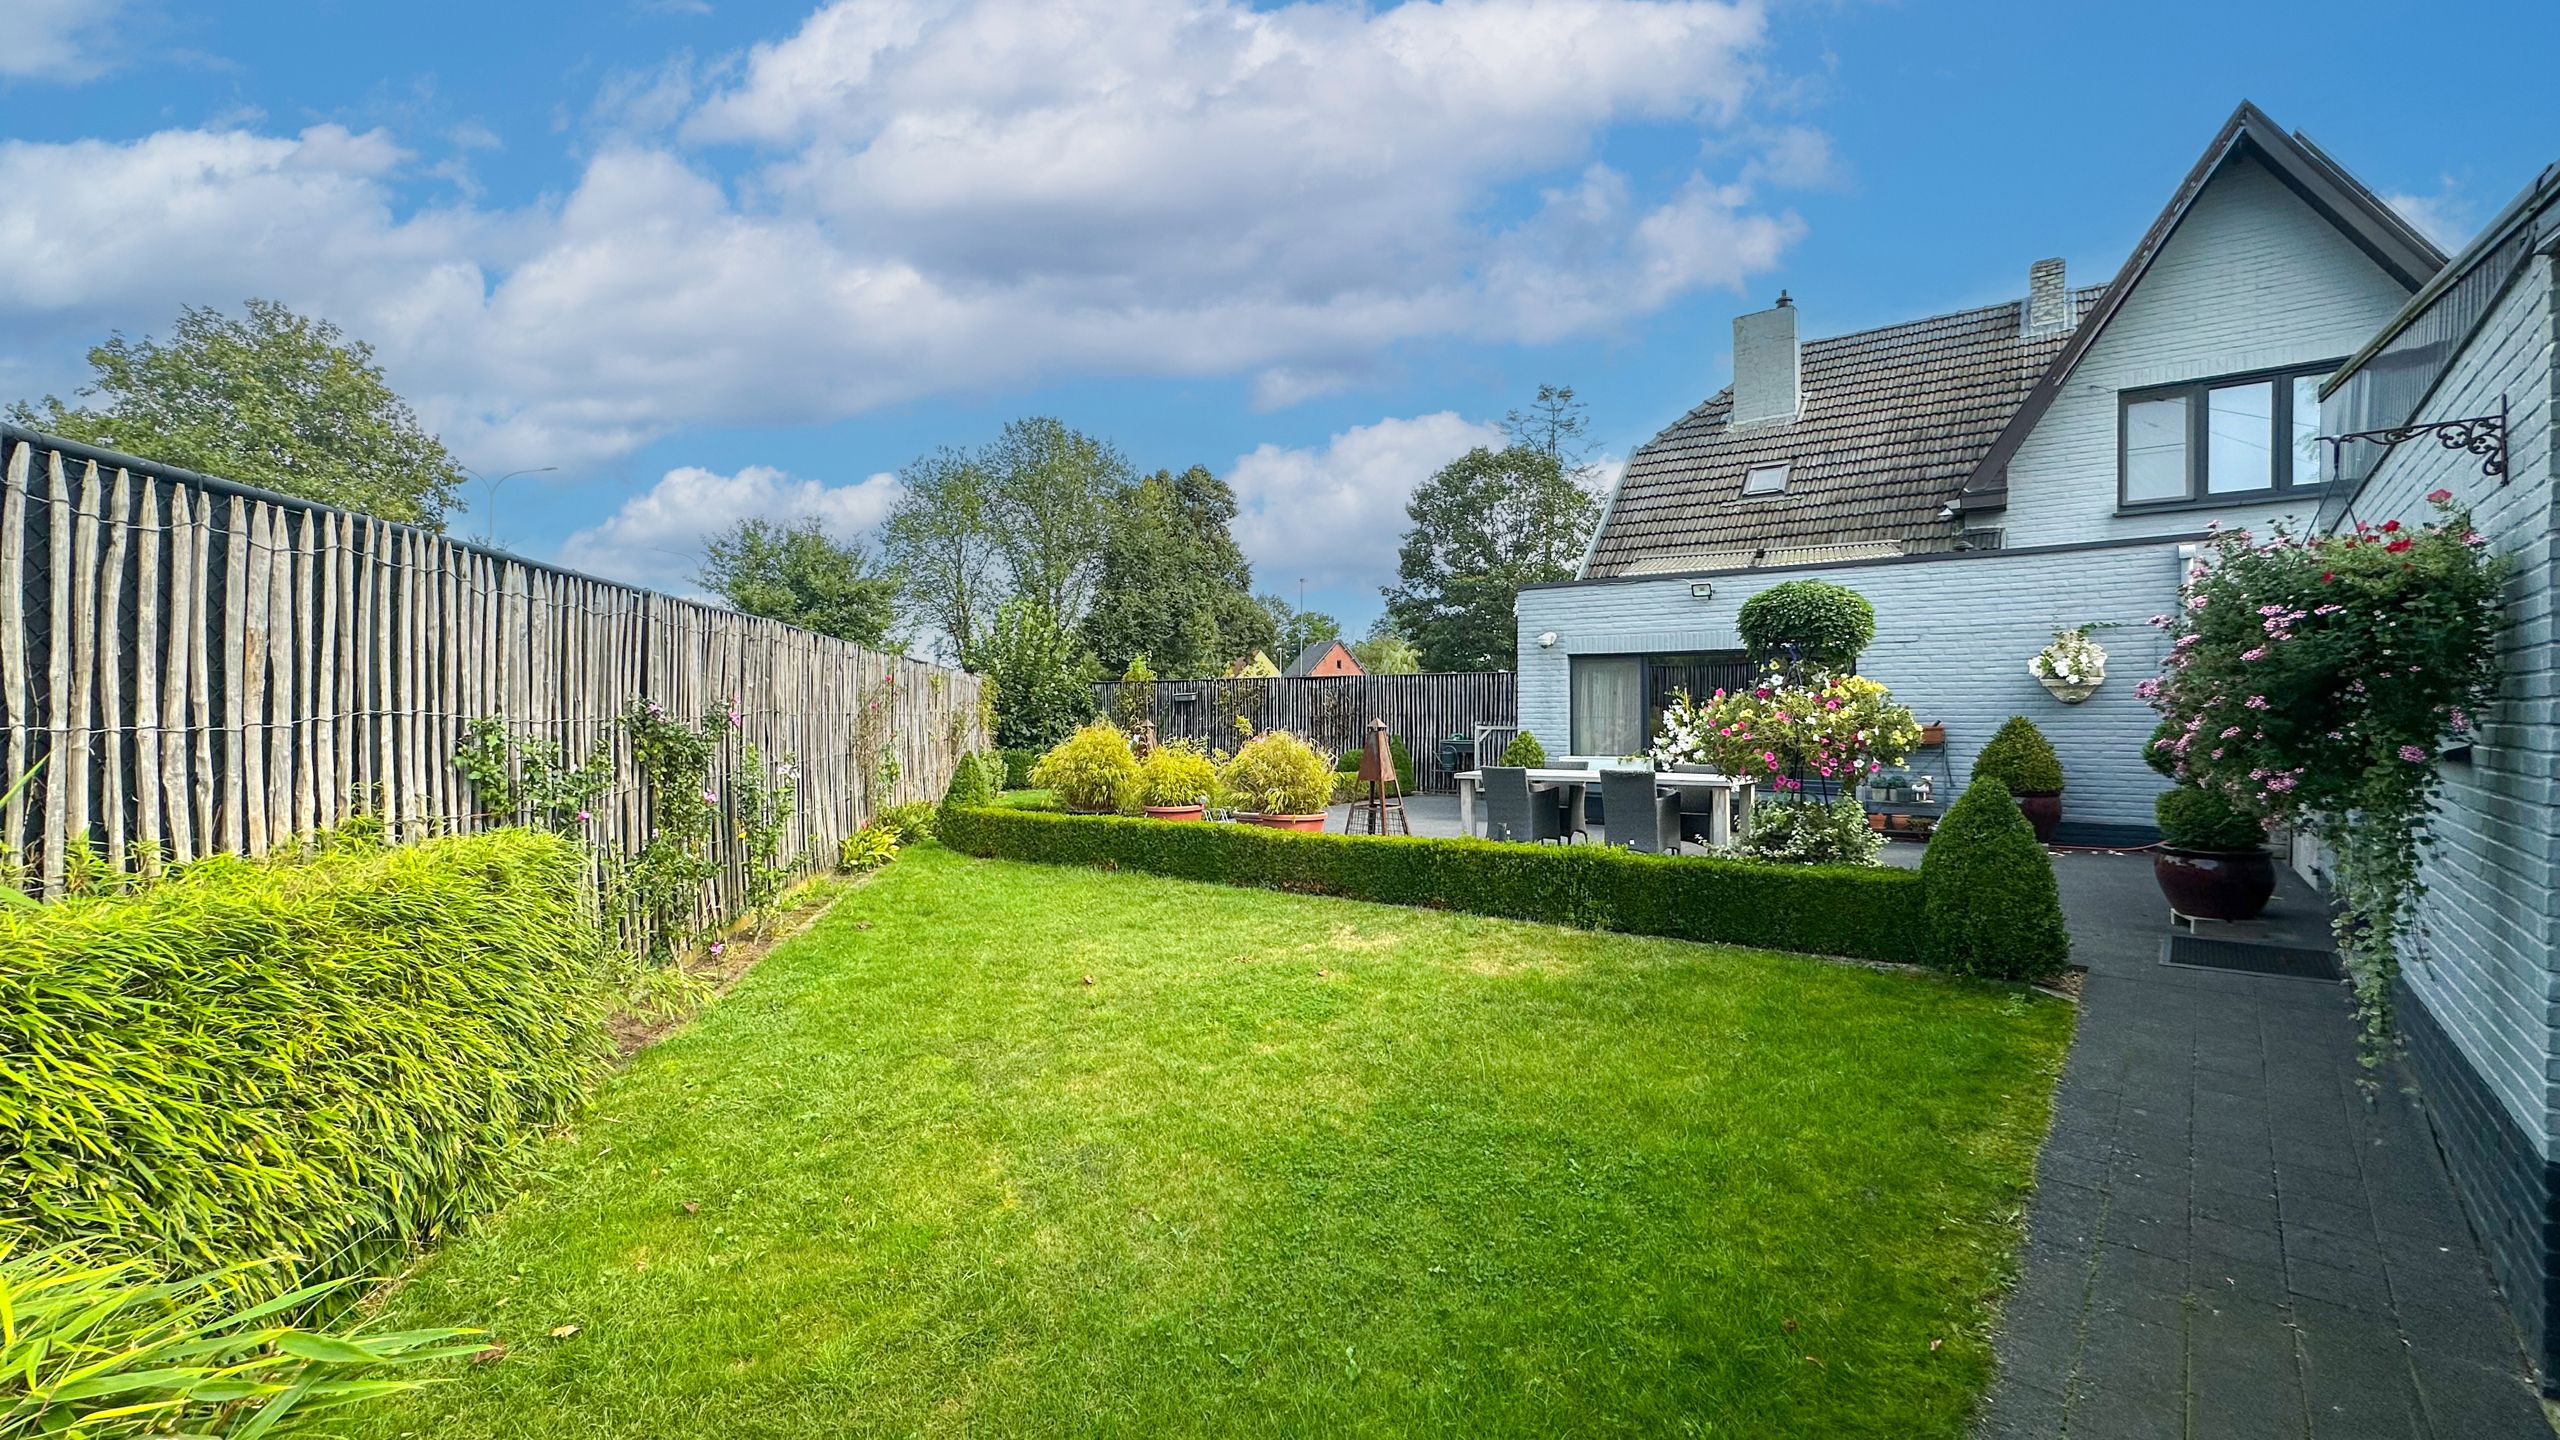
(1742, 462, 1790, 496)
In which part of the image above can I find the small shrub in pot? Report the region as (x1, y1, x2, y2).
(1500, 730, 1546, 767)
(1971, 715, 2066, 841)
(2151, 782, 2276, 922)
(1136, 741, 1221, 820)
(1030, 722, 1139, 814)
(1221, 731, 1334, 830)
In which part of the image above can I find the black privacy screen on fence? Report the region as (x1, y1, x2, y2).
(0, 425, 987, 899)
(1094, 672, 1517, 791)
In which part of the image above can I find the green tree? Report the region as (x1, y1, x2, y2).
(1257, 593, 1341, 667)
(1080, 465, 1272, 676)
(881, 447, 1005, 665)
(1383, 446, 1599, 672)
(697, 517, 898, 646)
(1502, 382, 1601, 483)
(984, 417, 1132, 628)
(11, 299, 466, 527)
(1350, 628, 1422, 675)
(979, 597, 1100, 751)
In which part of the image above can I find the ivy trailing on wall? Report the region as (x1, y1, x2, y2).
(2142, 493, 2507, 1071)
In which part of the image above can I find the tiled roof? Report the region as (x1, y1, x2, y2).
(1580, 287, 2102, 580)
(1284, 639, 1349, 676)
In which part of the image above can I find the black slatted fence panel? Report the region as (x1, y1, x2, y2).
(1094, 672, 1516, 792)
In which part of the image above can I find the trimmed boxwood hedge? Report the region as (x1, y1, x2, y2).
(937, 805, 1929, 965)
(0, 829, 608, 1286)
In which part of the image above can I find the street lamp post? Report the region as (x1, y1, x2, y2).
(465, 466, 558, 548)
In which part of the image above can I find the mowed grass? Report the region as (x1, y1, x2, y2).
(354, 845, 2071, 1439)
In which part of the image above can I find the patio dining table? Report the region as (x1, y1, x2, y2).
(1452, 767, 1757, 847)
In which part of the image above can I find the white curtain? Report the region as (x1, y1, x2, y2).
(1570, 656, 1644, 757)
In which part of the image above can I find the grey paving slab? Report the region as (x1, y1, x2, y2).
(1975, 849, 2548, 1439)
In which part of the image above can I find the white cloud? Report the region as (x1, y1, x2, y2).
(0, 0, 1809, 467)
(1, 0, 131, 81)
(2382, 178, 2475, 252)
(554, 462, 902, 590)
(1227, 412, 1504, 591)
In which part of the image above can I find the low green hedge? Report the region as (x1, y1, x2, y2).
(0, 829, 609, 1285)
(937, 805, 1928, 964)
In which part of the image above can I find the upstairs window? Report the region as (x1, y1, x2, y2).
(1741, 461, 1790, 496)
(2118, 362, 2337, 507)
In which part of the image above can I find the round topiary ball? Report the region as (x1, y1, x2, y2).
(1736, 580, 1877, 672)
(1972, 715, 2066, 795)
(1920, 777, 2072, 982)
(1500, 730, 1547, 767)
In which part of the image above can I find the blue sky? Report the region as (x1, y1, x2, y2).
(4, 0, 2554, 641)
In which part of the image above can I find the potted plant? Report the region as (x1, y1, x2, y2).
(1029, 721, 1139, 814)
(1135, 740, 1220, 821)
(2030, 625, 2109, 704)
(1972, 715, 2065, 841)
(1499, 730, 1546, 767)
(2151, 783, 2276, 922)
(1221, 730, 1334, 832)
(1919, 722, 1946, 747)
(1866, 770, 1912, 804)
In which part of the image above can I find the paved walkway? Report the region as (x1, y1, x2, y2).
(1980, 851, 2548, 1439)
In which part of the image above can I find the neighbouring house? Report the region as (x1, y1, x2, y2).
(1516, 101, 2443, 842)
(1225, 649, 1281, 677)
(2310, 159, 2560, 1388)
(1283, 638, 1364, 678)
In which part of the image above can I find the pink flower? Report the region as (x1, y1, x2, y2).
(2244, 696, 2269, 710)
(2398, 745, 2427, 763)
(2427, 487, 2453, 503)
(709, 941, 726, 957)
(701, 788, 717, 805)
(575, 809, 592, 823)
(2240, 647, 2267, 662)
(2186, 595, 2210, 610)
(2266, 775, 2297, 793)
(2221, 726, 2242, 739)
(2465, 530, 2485, 545)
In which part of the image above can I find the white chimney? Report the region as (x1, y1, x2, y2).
(1730, 291, 1800, 427)
(2024, 257, 2069, 335)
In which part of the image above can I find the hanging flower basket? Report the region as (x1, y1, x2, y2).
(2029, 626, 2108, 704)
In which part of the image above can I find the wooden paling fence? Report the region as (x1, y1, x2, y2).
(0, 426, 989, 917)
(1093, 671, 1516, 791)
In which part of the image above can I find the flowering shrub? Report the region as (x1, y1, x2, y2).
(1653, 664, 1921, 793)
(617, 697, 736, 965)
(2143, 491, 2507, 1064)
(2028, 626, 2108, 688)
(1730, 795, 1882, 866)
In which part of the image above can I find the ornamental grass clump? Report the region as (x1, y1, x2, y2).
(2141, 492, 2507, 1064)
(1653, 664, 1920, 794)
(1031, 721, 1140, 813)
(1920, 778, 2071, 982)
(1972, 716, 2065, 795)
(1221, 731, 1333, 816)
(1136, 740, 1222, 810)
(0, 829, 608, 1288)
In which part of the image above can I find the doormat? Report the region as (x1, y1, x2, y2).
(2160, 933, 2342, 982)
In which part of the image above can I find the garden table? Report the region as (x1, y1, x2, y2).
(1453, 768, 1755, 847)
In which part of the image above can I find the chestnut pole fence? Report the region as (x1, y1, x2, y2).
(0, 426, 989, 916)
(1093, 671, 1517, 791)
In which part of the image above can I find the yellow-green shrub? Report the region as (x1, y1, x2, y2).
(1135, 741, 1221, 809)
(1219, 731, 1334, 815)
(1029, 722, 1140, 813)
(0, 829, 607, 1286)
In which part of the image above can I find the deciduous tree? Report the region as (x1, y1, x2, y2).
(1080, 465, 1271, 676)
(698, 517, 898, 646)
(1382, 446, 1598, 671)
(12, 299, 466, 527)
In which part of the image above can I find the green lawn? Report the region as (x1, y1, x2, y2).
(354, 845, 2069, 1439)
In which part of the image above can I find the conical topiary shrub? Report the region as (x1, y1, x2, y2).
(1920, 777, 2072, 982)
(1971, 714, 2066, 840)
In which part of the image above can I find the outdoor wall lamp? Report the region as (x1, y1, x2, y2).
(1689, 582, 1716, 600)
(1537, 632, 1559, 648)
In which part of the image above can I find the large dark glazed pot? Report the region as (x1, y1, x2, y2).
(2153, 846, 2276, 922)
(2015, 791, 2061, 843)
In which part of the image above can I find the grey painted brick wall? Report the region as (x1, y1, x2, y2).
(2003, 153, 2416, 548)
(2343, 254, 2560, 1160)
(1516, 539, 2191, 828)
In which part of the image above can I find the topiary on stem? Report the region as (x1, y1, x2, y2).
(2154, 783, 2266, 851)
(1920, 777, 2071, 981)
(1972, 716, 2065, 795)
(1737, 580, 1876, 673)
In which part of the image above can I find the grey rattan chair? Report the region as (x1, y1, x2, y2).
(1482, 766, 1567, 844)
(1601, 767, 1683, 854)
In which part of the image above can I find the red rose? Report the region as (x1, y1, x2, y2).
(2385, 537, 2413, 554)
(2381, 519, 2401, 533)
(2321, 571, 2335, 582)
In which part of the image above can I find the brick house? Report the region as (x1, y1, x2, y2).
(1284, 638, 1364, 678)
(1513, 102, 2441, 842)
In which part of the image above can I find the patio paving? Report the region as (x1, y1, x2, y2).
(1979, 850, 2549, 1439)
(1357, 791, 2547, 1434)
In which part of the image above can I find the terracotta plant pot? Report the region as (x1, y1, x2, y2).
(1144, 804, 1205, 822)
(1245, 812, 1327, 833)
(2153, 846, 2276, 922)
(1866, 813, 1887, 831)
(2015, 791, 2061, 843)
(1919, 723, 1946, 747)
